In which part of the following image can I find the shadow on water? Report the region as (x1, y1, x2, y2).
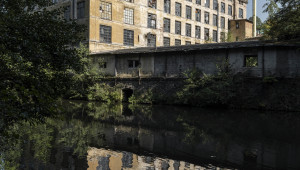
(1, 100, 300, 169)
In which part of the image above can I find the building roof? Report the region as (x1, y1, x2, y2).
(90, 41, 300, 55)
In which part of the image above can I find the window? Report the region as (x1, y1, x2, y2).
(221, 2, 225, 13)
(205, 0, 210, 8)
(100, 2, 112, 20)
(186, 41, 191, 45)
(64, 6, 70, 21)
(77, 1, 85, 19)
(148, 13, 156, 29)
(175, 39, 181, 46)
(99, 62, 107, 69)
(175, 3, 181, 16)
(236, 36, 239, 41)
(213, 14, 217, 26)
(124, 29, 134, 46)
(100, 25, 111, 43)
(175, 21, 181, 35)
(228, 5, 232, 16)
(128, 60, 140, 68)
(196, 0, 201, 5)
(124, 8, 134, 24)
(186, 0, 192, 2)
(163, 18, 170, 33)
(204, 12, 209, 24)
(186, 6, 191, 19)
(164, 0, 170, 13)
(195, 26, 201, 39)
(236, 21, 239, 29)
(244, 55, 258, 67)
(163, 37, 170, 46)
(213, 0, 218, 10)
(186, 23, 191, 37)
(220, 32, 225, 42)
(124, 0, 133, 3)
(195, 9, 201, 22)
(213, 30, 217, 42)
(147, 34, 156, 47)
(148, 0, 156, 8)
(239, 8, 243, 18)
(52, 0, 58, 4)
(204, 28, 209, 41)
(221, 17, 225, 29)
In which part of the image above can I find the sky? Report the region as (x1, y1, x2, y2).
(246, 0, 269, 22)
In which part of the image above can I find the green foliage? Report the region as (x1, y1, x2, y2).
(129, 88, 153, 104)
(249, 16, 263, 33)
(0, 0, 87, 128)
(176, 61, 236, 107)
(262, 0, 300, 40)
(87, 83, 121, 103)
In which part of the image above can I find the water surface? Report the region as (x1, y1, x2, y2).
(1, 101, 300, 170)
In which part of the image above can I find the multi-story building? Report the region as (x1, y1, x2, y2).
(53, 0, 247, 53)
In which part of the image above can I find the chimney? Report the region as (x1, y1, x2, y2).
(253, 0, 256, 37)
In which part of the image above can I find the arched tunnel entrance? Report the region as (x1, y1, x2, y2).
(122, 88, 133, 102)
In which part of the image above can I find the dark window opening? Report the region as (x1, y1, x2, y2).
(163, 18, 170, 32)
(175, 39, 181, 46)
(186, 23, 191, 37)
(175, 21, 181, 35)
(100, 1, 112, 20)
(124, 29, 134, 46)
(175, 3, 181, 16)
(163, 37, 170, 46)
(205, 12, 209, 24)
(195, 9, 201, 22)
(64, 6, 70, 21)
(148, 0, 156, 8)
(77, 1, 85, 19)
(148, 13, 156, 29)
(99, 62, 107, 68)
(244, 55, 258, 67)
(122, 88, 133, 102)
(100, 25, 112, 43)
(128, 60, 140, 68)
(164, 0, 170, 13)
(186, 6, 191, 19)
(147, 34, 156, 47)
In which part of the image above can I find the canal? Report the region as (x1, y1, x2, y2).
(1, 101, 300, 169)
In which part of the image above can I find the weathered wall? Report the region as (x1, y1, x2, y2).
(92, 43, 300, 78)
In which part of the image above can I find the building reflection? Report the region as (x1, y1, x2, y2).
(87, 147, 228, 170)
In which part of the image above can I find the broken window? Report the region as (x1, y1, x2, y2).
(221, 17, 225, 29)
(186, 41, 191, 45)
(175, 39, 181, 46)
(204, 28, 209, 41)
(244, 55, 258, 67)
(100, 1, 112, 20)
(195, 9, 201, 22)
(186, 6, 191, 19)
(163, 37, 170, 46)
(220, 32, 225, 42)
(124, 29, 134, 46)
(124, 0, 133, 3)
(239, 8, 243, 18)
(196, 0, 201, 5)
(213, 30, 217, 42)
(163, 18, 170, 33)
(186, 23, 191, 37)
(124, 8, 134, 24)
(195, 26, 200, 39)
(147, 34, 156, 47)
(204, 12, 209, 24)
(147, 13, 156, 29)
(128, 60, 140, 68)
(64, 6, 70, 21)
(77, 1, 85, 19)
(213, 14, 217, 26)
(175, 2, 181, 16)
(228, 5, 232, 15)
(205, 0, 210, 8)
(100, 25, 111, 43)
(99, 62, 107, 68)
(213, 0, 218, 10)
(148, 0, 156, 9)
(221, 2, 225, 13)
(236, 21, 239, 29)
(175, 21, 181, 35)
(164, 0, 170, 13)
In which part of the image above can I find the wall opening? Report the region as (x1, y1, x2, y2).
(122, 88, 133, 102)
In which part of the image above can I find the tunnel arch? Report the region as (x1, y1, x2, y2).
(122, 88, 133, 102)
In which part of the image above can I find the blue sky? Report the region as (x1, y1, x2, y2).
(246, 0, 269, 22)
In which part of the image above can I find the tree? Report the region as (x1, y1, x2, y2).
(262, 0, 300, 40)
(0, 0, 87, 130)
(249, 16, 263, 34)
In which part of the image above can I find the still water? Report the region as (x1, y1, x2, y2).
(1, 101, 300, 170)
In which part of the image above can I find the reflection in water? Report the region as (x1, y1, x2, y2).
(1, 101, 300, 169)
